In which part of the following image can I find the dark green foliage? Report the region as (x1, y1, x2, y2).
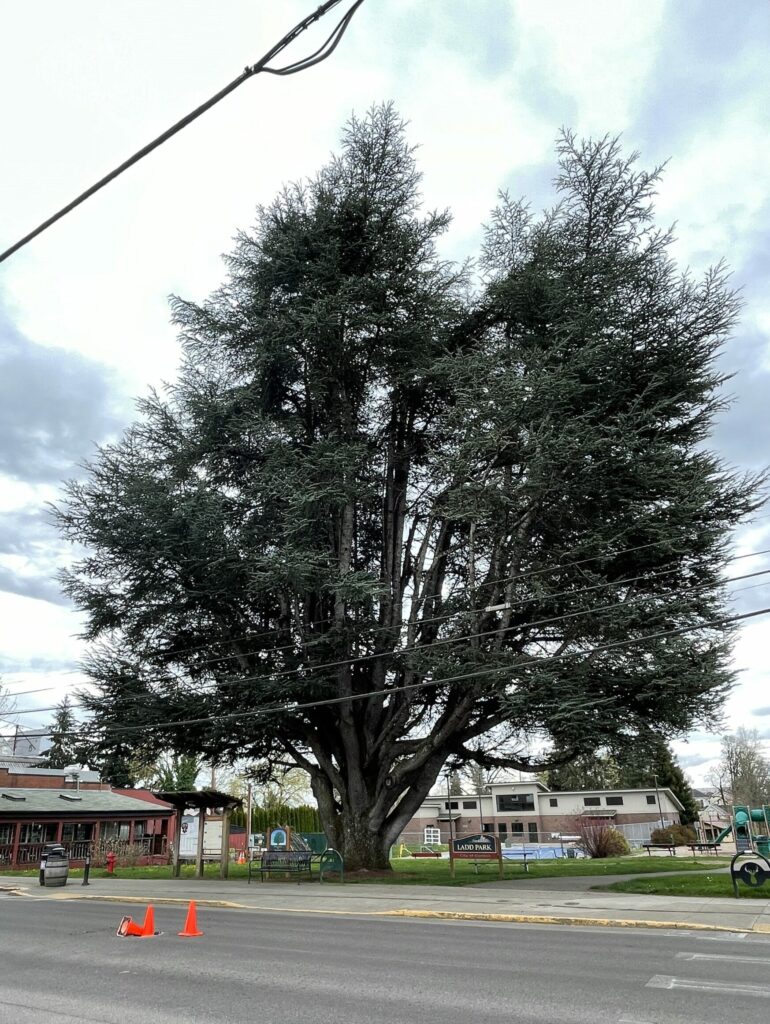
(151, 753, 201, 792)
(651, 824, 698, 846)
(230, 803, 321, 834)
(44, 697, 77, 769)
(54, 107, 763, 870)
(619, 739, 702, 825)
(546, 738, 701, 825)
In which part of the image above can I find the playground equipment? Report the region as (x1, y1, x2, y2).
(711, 806, 770, 897)
(710, 805, 770, 856)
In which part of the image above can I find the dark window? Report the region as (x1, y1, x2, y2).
(462, 800, 477, 810)
(482, 822, 493, 832)
(61, 823, 93, 842)
(19, 822, 56, 845)
(605, 796, 624, 806)
(583, 797, 601, 807)
(511, 822, 524, 834)
(444, 801, 458, 810)
(549, 798, 558, 807)
(496, 793, 535, 812)
(498, 823, 507, 834)
(0, 823, 14, 845)
(646, 794, 656, 805)
(528, 823, 538, 840)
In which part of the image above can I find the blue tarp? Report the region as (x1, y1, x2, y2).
(502, 845, 571, 860)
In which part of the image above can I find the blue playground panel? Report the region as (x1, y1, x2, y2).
(502, 844, 575, 860)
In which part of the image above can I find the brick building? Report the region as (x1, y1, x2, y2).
(401, 779, 683, 845)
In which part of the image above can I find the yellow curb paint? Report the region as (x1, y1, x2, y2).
(379, 909, 744, 933)
(15, 891, 384, 916)
(6, 885, 763, 934)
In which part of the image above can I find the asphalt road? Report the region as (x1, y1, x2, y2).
(3, 895, 770, 1024)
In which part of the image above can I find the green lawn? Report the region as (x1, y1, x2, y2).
(2, 854, 730, 887)
(599, 873, 769, 900)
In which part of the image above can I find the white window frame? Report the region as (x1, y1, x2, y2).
(424, 826, 441, 845)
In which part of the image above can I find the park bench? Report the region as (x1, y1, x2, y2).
(687, 842, 722, 857)
(411, 845, 441, 858)
(248, 847, 345, 883)
(253, 849, 313, 882)
(642, 843, 677, 857)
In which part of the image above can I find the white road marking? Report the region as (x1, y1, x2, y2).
(647, 975, 770, 997)
(677, 951, 770, 964)
(664, 930, 748, 940)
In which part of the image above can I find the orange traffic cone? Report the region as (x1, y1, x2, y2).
(178, 900, 203, 938)
(117, 915, 144, 937)
(238, 851, 245, 865)
(139, 905, 157, 938)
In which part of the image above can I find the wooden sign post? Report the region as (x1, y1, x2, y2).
(449, 832, 503, 879)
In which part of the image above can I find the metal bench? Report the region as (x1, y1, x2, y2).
(248, 847, 345, 883)
(252, 850, 313, 882)
(318, 847, 344, 883)
(642, 843, 677, 856)
(687, 842, 722, 857)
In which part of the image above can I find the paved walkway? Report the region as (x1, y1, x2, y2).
(478, 866, 730, 891)
(2, 872, 767, 933)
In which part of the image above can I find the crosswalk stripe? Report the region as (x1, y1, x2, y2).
(647, 974, 770, 997)
(677, 951, 770, 965)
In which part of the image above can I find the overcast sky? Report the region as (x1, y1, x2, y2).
(1, 0, 769, 784)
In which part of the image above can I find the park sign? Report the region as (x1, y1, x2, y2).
(449, 832, 503, 878)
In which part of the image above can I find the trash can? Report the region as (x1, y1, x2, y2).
(755, 835, 770, 859)
(41, 844, 69, 887)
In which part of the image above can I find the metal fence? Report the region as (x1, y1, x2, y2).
(393, 820, 678, 854)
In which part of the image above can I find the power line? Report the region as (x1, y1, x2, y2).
(0, 0, 366, 265)
(23, 535, 769, 679)
(5, 542, 770, 707)
(4, 603, 770, 744)
(8, 569, 770, 719)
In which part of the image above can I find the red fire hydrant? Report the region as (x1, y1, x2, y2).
(106, 851, 117, 875)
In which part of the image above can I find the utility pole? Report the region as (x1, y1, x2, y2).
(445, 771, 455, 845)
(246, 783, 253, 857)
(653, 774, 666, 832)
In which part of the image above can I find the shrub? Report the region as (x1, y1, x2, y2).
(650, 824, 697, 846)
(574, 820, 631, 858)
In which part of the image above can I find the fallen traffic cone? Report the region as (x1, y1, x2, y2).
(178, 900, 203, 938)
(117, 915, 144, 937)
(139, 905, 157, 938)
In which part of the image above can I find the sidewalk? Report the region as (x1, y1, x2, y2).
(3, 873, 769, 933)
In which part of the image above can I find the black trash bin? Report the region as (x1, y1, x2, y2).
(41, 844, 69, 887)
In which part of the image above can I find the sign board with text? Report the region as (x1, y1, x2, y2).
(449, 833, 503, 878)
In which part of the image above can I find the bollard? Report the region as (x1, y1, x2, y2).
(82, 854, 91, 886)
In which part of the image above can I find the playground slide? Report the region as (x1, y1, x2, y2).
(714, 824, 733, 844)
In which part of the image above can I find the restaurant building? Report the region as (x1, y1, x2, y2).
(0, 762, 173, 868)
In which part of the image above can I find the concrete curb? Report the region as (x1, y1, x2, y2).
(6, 883, 765, 934)
(9, 890, 383, 916)
(380, 909, 745, 933)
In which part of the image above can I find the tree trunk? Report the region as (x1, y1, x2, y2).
(340, 813, 393, 872)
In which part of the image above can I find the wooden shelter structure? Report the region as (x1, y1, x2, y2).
(155, 790, 242, 879)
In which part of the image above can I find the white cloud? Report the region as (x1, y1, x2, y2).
(0, 0, 768, 760)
